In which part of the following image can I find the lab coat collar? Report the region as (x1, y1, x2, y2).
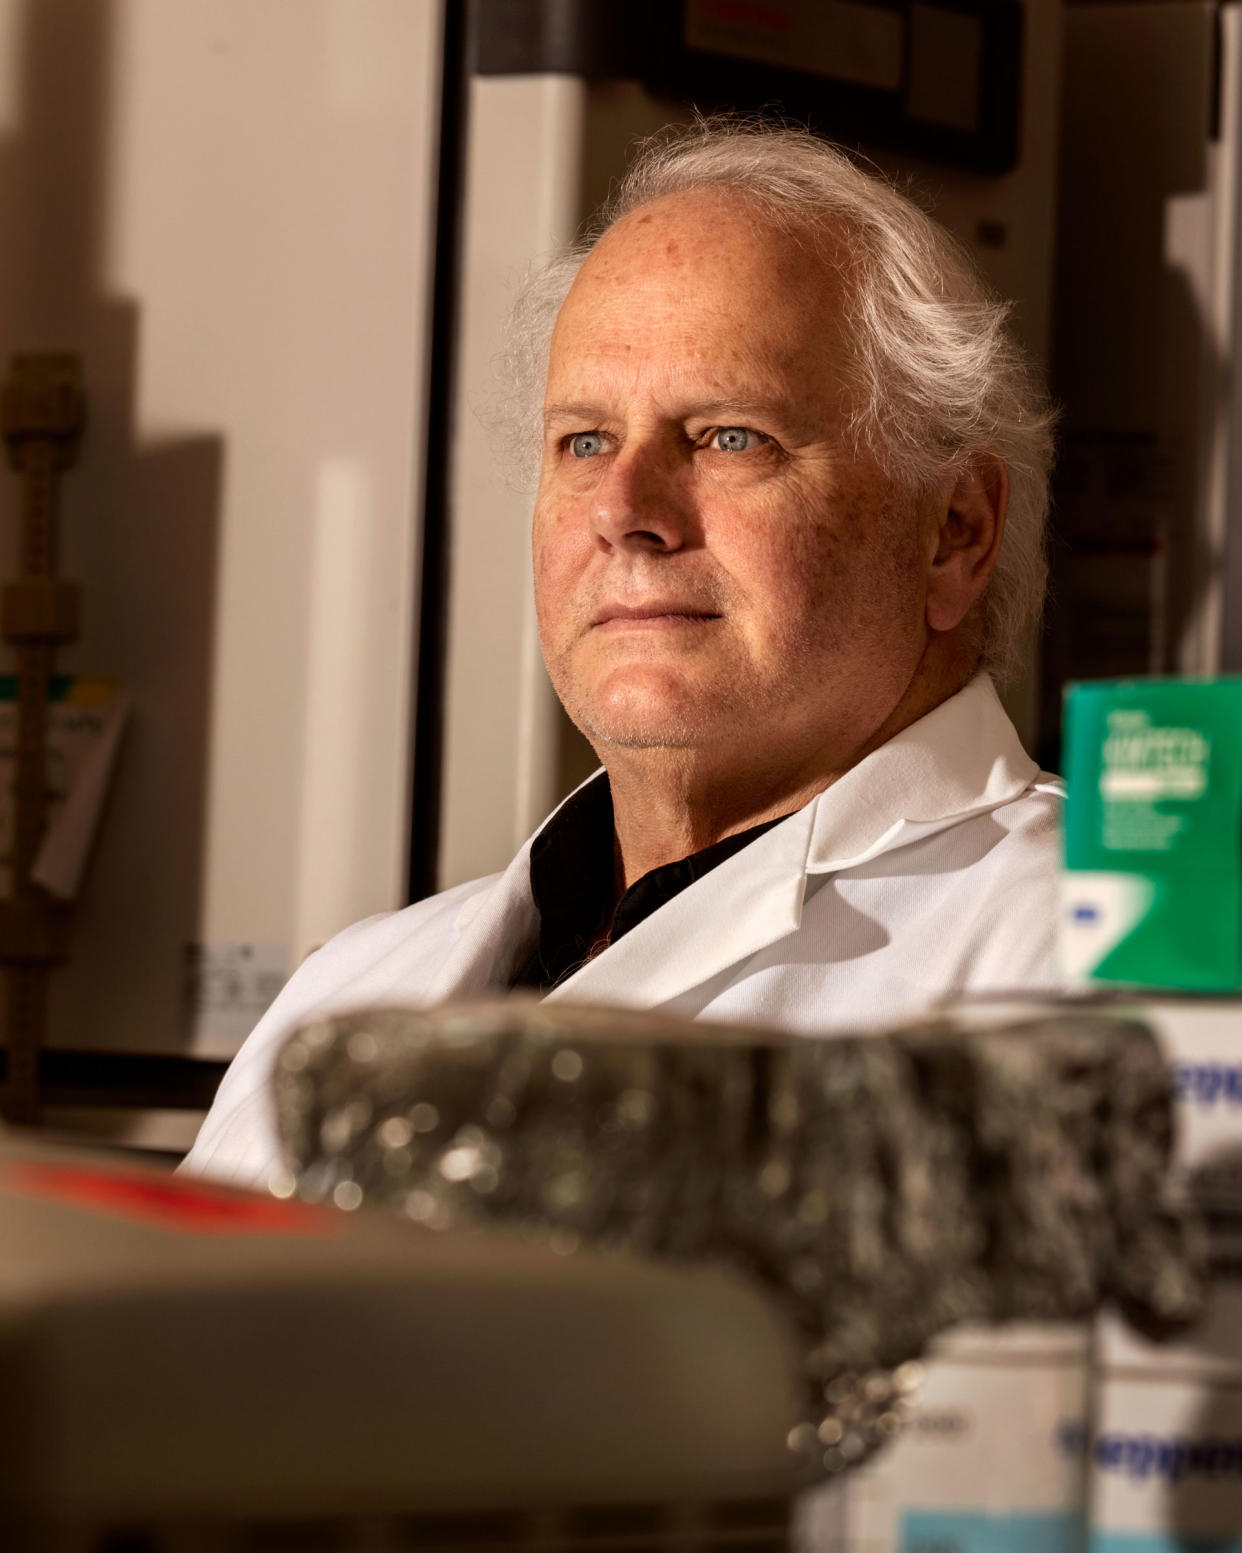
(803, 672, 1038, 873)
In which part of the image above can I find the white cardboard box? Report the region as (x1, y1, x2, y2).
(1090, 1281, 1242, 1551)
(812, 1324, 1091, 1553)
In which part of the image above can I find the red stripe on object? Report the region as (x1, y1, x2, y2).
(2, 1161, 333, 1235)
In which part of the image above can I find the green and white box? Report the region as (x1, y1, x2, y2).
(1061, 679, 1242, 991)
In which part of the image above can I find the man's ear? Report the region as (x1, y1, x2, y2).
(925, 453, 1008, 634)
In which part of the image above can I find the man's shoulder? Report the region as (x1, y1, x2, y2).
(1003, 766, 1064, 808)
(267, 873, 501, 1007)
(1028, 770, 1066, 800)
(930, 768, 1062, 886)
(834, 769, 1065, 1000)
(179, 869, 514, 1188)
(990, 768, 1064, 840)
(309, 870, 505, 966)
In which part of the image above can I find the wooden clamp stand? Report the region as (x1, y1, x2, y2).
(0, 354, 84, 1124)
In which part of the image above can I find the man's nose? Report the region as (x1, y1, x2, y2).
(588, 443, 694, 554)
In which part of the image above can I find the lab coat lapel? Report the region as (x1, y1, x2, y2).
(802, 674, 1039, 875)
(545, 802, 815, 1009)
(423, 842, 540, 1001)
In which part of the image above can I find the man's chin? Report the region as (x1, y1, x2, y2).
(556, 666, 749, 754)
(583, 722, 703, 752)
(571, 697, 728, 753)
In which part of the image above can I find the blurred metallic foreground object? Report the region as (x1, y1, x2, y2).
(0, 1135, 801, 1550)
(274, 999, 1206, 1481)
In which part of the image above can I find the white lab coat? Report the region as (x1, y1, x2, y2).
(183, 675, 1063, 1187)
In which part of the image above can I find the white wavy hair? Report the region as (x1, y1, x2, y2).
(503, 118, 1056, 685)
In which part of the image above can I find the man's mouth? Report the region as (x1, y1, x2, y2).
(590, 602, 722, 630)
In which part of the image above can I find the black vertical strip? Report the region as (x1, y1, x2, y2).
(408, 0, 472, 904)
(1210, 1, 1224, 145)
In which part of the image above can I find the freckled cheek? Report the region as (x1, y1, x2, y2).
(532, 502, 594, 638)
(534, 476, 595, 533)
(532, 548, 572, 631)
(716, 507, 842, 601)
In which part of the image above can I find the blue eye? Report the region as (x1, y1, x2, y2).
(713, 427, 755, 452)
(570, 432, 605, 458)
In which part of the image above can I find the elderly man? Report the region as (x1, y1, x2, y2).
(184, 122, 1060, 1186)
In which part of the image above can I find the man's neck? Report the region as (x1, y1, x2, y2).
(601, 648, 979, 891)
(605, 760, 830, 889)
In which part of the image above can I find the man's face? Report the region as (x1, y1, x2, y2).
(532, 189, 936, 769)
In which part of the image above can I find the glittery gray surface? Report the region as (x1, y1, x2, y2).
(270, 999, 1204, 1481)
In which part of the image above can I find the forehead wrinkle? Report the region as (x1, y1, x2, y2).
(547, 191, 853, 431)
(564, 203, 834, 337)
(588, 197, 828, 314)
(546, 336, 825, 433)
(549, 299, 815, 400)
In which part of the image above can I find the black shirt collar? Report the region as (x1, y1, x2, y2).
(511, 773, 785, 993)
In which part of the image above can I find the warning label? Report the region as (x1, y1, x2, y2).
(181, 941, 288, 1057)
